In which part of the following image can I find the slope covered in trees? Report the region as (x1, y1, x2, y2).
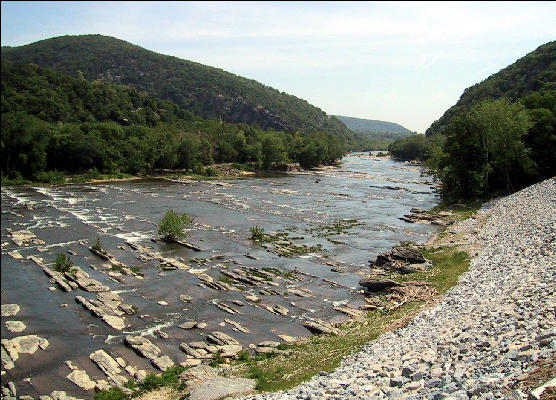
(426, 41, 556, 136)
(1, 60, 346, 181)
(335, 115, 412, 136)
(1, 34, 351, 138)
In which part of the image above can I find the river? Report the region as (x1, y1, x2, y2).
(1, 153, 440, 398)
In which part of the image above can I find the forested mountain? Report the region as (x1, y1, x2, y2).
(426, 41, 556, 136)
(1, 60, 345, 181)
(1, 34, 350, 137)
(335, 115, 412, 136)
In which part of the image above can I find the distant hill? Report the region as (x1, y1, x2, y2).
(426, 41, 556, 136)
(1, 34, 350, 137)
(335, 115, 412, 136)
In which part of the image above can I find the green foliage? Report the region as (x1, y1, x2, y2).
(436, 98, 534, 200)
(1, 59, 348, 181)
(55, 253, 73, 273)
(2, 34, 352, 136)
(139, 366, 186, 392)
(388, 134, 431, 161)
(93, 387, 128, 400)
(92, 237, 103, 252)
(426, 41, 556, 136)
(158, 210, 193, 241)
(250, 226, 266, 241)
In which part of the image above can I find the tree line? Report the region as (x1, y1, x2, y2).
(1, 60, 345, 182)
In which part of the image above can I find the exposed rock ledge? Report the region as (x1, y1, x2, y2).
(240, 178, 556, 399)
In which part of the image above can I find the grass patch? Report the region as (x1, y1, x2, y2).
(94, 366, 187, 400)
(306, 219, 361, 237)
(429, 200, 482, 223)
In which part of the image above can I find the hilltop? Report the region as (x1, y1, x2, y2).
(426, 41, 556, 136)
(1, 34, 350, 137)
(335, 115, 413, 137)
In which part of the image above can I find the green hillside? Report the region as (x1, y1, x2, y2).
(334, 115, 412, 137)
(426, 41, 556, 136)
(1, 60, 346, 181)
(1, 34, 350, 137)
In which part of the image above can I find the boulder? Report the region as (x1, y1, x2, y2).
(187, 377, 256, 400)
(359, 278, 401, 292)
(1, 335, 49, 361)
(67, 369, 97, 391)
(1, 304, 20, 317)
(89, 349, 127, 386)
(206, 331, 239, 346)
(302, 320, 340, 335)
(179, 365, 218, 385)
(4, 321, 26, 333)
(125, 335, 162, 360)
(391, 246, 426, 264)
(151, 355, 175, 371)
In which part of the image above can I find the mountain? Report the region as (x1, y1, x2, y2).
(426, 41, 556, 136)
(1, 59, 347, 179)
(1, 34, 350, 137)
(334, 115, 413, 137)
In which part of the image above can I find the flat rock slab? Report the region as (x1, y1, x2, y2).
(187, 377, 256, 400)
(1, 304, 20, 317)
(1, 335, 49, 361)
(67, 369, 97, 391)
(5, 321, 26, 333)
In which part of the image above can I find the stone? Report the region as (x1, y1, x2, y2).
(67, 369, 97, 391)
(89, 349, 127, 386)
(359, 278, 401, 291)
(180, 358, 202, 368)
(391, 246, 426, 263)
(302, 320, 341, 335)
(187, 376, 256, 400)
(152, 355, 175, 371)
(1, 346, 15, 370)
(179, 321, 199, 330)
(1, 335, 49, 361)
(4, 321, 26, 333)
(179, 365, 218, 385)
(218, 344, 243, 358)
(206, 331, 239, 346)
(1, 304, 20, 317)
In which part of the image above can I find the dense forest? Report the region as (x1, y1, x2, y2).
(1, 34, 351, 138)
(388, 41, 556, 201)
(1, 60, 346, 182)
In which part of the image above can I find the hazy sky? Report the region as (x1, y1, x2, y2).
(2, 1, 555, 132)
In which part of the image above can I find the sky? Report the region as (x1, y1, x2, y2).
(2, 1, 555, 132)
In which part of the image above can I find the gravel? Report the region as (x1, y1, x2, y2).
(241, 178, 556, 400)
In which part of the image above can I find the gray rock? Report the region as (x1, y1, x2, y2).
(1, 304, 20, 317)
(188, 377, 256, 400)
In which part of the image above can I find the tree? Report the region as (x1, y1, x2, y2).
(437, 98, 533, 200)
(158, 210, 193, 242)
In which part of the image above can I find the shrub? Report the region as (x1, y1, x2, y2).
(55, 253, 73, 273)
(250, 226, 266, 241)
(92, 237, 103, 252)
(34, 170, 66, 184)
(158, 210, 193, 241)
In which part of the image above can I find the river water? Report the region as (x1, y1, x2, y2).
(1, 153, 440, 397)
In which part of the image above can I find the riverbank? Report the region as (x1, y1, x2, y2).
(237, 177, 555, 399)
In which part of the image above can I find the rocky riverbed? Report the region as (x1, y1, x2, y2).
(241, 178, 556, 400)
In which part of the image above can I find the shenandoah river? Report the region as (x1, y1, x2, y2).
(1, 153, 440, 397)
